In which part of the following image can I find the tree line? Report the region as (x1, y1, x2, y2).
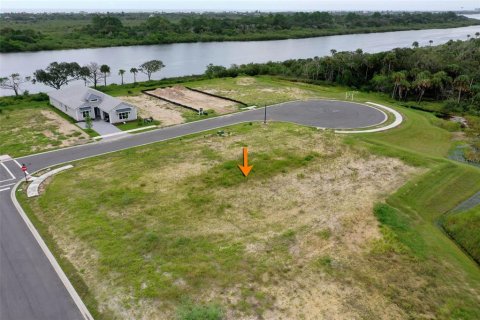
(1, 11, 478, 52)
(205, 37, 480, 113)
(0, 60, 165, 94)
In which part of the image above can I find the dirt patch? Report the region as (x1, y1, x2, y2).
(120, 95, 185, 126)
(40, 110, 89, 147)
(146, 86, 238, 114)
(236, 77, 256, 86)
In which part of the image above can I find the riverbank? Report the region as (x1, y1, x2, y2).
(1, 11, 479, 53)
(3, 20, 480, 53)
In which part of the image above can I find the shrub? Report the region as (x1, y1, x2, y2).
(176, 303, 223, 320)
(31, 92, 49, 101)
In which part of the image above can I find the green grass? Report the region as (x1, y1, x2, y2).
(443, 207, 480, 264)
(176, 302, 223, 320)
(115, 119, 160, 131)
(358, 107, 453, 159)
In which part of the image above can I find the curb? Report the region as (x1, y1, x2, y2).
(335, 102, 403, 133)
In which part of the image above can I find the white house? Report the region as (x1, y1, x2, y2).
(47, 85, 137, 124)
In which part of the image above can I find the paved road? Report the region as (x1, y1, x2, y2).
(19, 100, 385, 171)
(0, 161, 84, 320)
(0, 100, 385, 319)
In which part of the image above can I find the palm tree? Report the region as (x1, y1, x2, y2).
(431, 71, 451, 99)
(412, 41, 419, 48)
(130, 67, 138, 83)
(118, 69, 126, 85)
(429, 40, 433, 46)
(412, 71, 431, 102)
(383, 52, 396, 73)
(476, 32, 480, 38)
(453, 75, 470, 103)
(100, 64, 110, 86)
(391, 71, 407, 99)
(330, 49, 337, 56)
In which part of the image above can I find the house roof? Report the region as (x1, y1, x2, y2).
(47, 85, 134, 113)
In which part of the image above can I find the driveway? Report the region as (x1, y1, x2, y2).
(76, 120, 123, 136)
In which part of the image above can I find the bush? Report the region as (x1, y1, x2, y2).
(31, 92, 49, 101)
(176, 303, 223, 320)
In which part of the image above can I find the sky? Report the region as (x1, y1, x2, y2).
(1, 0, 480, 13)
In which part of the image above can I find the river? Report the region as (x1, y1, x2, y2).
(1, 24, 479, 95)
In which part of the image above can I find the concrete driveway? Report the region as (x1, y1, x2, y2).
(76, 120, 123, 136)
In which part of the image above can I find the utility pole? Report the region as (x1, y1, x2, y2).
(264, 104, 267, 124)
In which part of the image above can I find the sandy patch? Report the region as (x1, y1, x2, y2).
(236, 77, 256, 86)
(146, 86, 238, 114)
(40, 110, 89, 147)
(120, 95, 185, 126)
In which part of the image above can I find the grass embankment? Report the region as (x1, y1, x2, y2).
(0, 95, 90, 157)
(18, 95, 480, 319)
(443, 208, 480, 264)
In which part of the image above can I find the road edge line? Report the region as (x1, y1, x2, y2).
(10, 181, 94, 320)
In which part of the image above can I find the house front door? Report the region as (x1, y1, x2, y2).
(94, 107, 101, 119)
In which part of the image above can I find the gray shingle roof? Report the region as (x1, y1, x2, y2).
(47, 85, 134, 113)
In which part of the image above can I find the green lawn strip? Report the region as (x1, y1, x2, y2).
(181, 109, 219, 123)
(114, 119, 160, 132)
(357, 106, 453, 158)
(443, 207, 480, 264)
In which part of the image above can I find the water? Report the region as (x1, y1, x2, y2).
(463, 14, 480, 20)
(0, 25, 479, 95)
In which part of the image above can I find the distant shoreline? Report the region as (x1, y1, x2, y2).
(2, 21, 480, 54)
(1, 11, 479, 53)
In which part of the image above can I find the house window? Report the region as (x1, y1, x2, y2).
(89, 98, 98, 102)
(118, 112, 130, 120)
(82, 110, 90, 118)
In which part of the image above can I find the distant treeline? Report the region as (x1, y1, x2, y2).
(0, 11, 479, 52)
(205, 38, 480, 114)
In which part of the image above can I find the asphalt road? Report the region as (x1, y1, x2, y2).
(0, 100, 385, 319)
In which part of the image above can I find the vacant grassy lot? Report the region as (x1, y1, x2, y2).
(20, 122, 424, 319)
(0, 99, 89, 157)
(188, 76, 343, 107)
(19, 112, 480, 320)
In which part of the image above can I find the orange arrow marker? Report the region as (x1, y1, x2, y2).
(238, 147, 253, 177)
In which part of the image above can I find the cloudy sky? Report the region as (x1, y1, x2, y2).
(1, 0, 479, 12)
